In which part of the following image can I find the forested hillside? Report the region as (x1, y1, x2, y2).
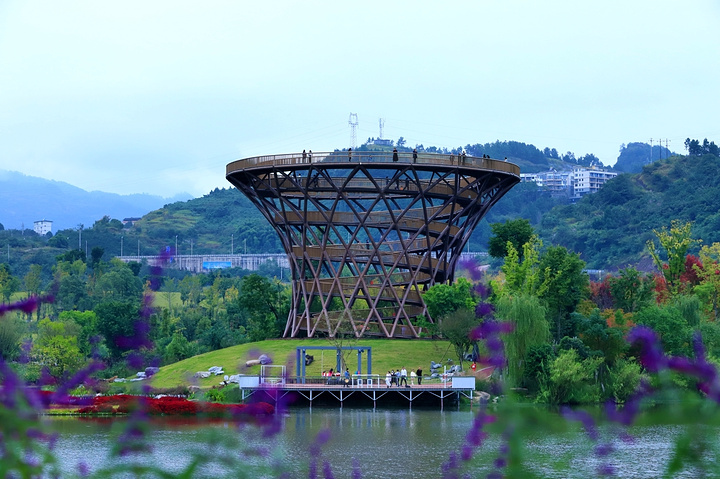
(539, 153, 720, 269)
(12, 140, 716, 279)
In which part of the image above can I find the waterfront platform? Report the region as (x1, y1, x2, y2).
(238, 376, 476, 409)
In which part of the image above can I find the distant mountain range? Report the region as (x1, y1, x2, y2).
(0, 170, 192, 231)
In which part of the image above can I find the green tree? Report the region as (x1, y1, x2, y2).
(608, 267, 654, 313)
(423, 277, 477, 320)
(0, 313, 24, 360)
(237, 274, 289, 342)
(179, 275, 203, 305)
(89, 246, 104, 271)
(647, 220, 700, 295)
(694, 243, 720, 320)
(164, 330, 196, 363)
(94, 300, 141, 360)
(575, 309, 626, 366)
(496, 293, 549, 386)
(539, 348, 603, 405)
(32, 318, 84, 379)
(58, 310, 99, 356)
(538, 246, 589, 342)
(23, 264, 44, 321)
(499, 236, 545, 296)
(634, 304, 691, 357)
(23, 264, 43, 296)
(56, 274, 90, 312)
(488, 219, 535, 260)
(0, 263, 20, 302)
(438, 308, 479, 370)
(94, 267, 143, 302)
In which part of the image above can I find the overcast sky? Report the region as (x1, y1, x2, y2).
(1, 1, 718, 198)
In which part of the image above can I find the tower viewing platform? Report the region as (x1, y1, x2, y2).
(226, 150, 519, 339)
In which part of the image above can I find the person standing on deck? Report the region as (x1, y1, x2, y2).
(400, 367, 408, 387)
(416, 368, 423, 385)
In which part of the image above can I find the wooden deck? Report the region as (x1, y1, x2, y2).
(238, 377, 475, 409)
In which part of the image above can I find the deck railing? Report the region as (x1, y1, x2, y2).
(226, 151, 520, 176)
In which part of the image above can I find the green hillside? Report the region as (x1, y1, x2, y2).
(149, 338, 453, 389)
(538, 153, 720, 270)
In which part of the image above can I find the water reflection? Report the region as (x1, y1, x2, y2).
(46, 408, 719, 478)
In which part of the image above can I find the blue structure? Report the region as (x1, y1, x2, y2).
(296, 346, 372, 383)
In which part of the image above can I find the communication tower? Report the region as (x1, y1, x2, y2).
(348, 113, 358, 150)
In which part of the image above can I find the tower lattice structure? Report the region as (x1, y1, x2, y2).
(226, 150, 520, 338)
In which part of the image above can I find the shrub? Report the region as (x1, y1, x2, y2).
(539, 349, 603, 404)
(608, 358, 642, 402)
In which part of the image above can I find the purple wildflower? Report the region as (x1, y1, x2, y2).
(597, 463, 616, 476)
(475, 301, 495, 318)
(310, 429, 332, 457)
(595, 443, 614, 457)
(0, 295, 36, 315)
(459, 256, 486, 282)
(562, 408, 599, 441)
(627, 326, 667, 373)
(351, 458, 362, 479)
(473, 281, 492, 300)
(322, 459, 335, 479)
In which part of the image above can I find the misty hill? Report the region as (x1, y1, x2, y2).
(0, 170, 192, 231)
(613, 142, 676, 173)
(538, 153, 720, 270)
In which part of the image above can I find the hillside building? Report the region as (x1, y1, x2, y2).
(33, 219, 52, 235)
(571, 166, 618, 199)
(520, 166, 617, 199)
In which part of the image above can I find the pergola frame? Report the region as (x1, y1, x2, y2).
(295, 346, 372, 381)
(226, 151, 519, 338)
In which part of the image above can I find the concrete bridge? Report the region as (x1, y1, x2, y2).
(116, 253, 290, 273)
(116, 251, 486, 275)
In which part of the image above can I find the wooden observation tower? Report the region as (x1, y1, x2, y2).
(226, 150, 519, 338)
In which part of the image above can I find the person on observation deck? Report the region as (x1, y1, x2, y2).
(400, 367, 408, 387)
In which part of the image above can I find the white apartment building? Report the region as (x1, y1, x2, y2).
(520, 170, 573, 195)
(571, 166, 618, 200)
(521, 166, 618, 199)
(33, 219, 53, 235)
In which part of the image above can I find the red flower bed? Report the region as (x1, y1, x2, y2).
(73, 395, 274, 417)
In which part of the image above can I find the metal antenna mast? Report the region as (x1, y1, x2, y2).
(348, 113, 358, 150)
(378, 118, 385, 139)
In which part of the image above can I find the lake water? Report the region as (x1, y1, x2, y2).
(45, 406, 719, 478)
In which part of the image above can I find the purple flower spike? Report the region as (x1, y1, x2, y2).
(595, 443, 614, 457)
(351, 458, 362, 479)
(459, 257, 486, 282)
(627, 326, 667, 373)
(562, 408, 599, 441)
(473, 282, 492, 300)
(309, 429, 332, 457)
(475, 302, 495, 319)
(322, 460, 335, 479)
(597, 463, 616, 476)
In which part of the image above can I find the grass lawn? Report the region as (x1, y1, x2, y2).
(150, 338, 455, 389)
